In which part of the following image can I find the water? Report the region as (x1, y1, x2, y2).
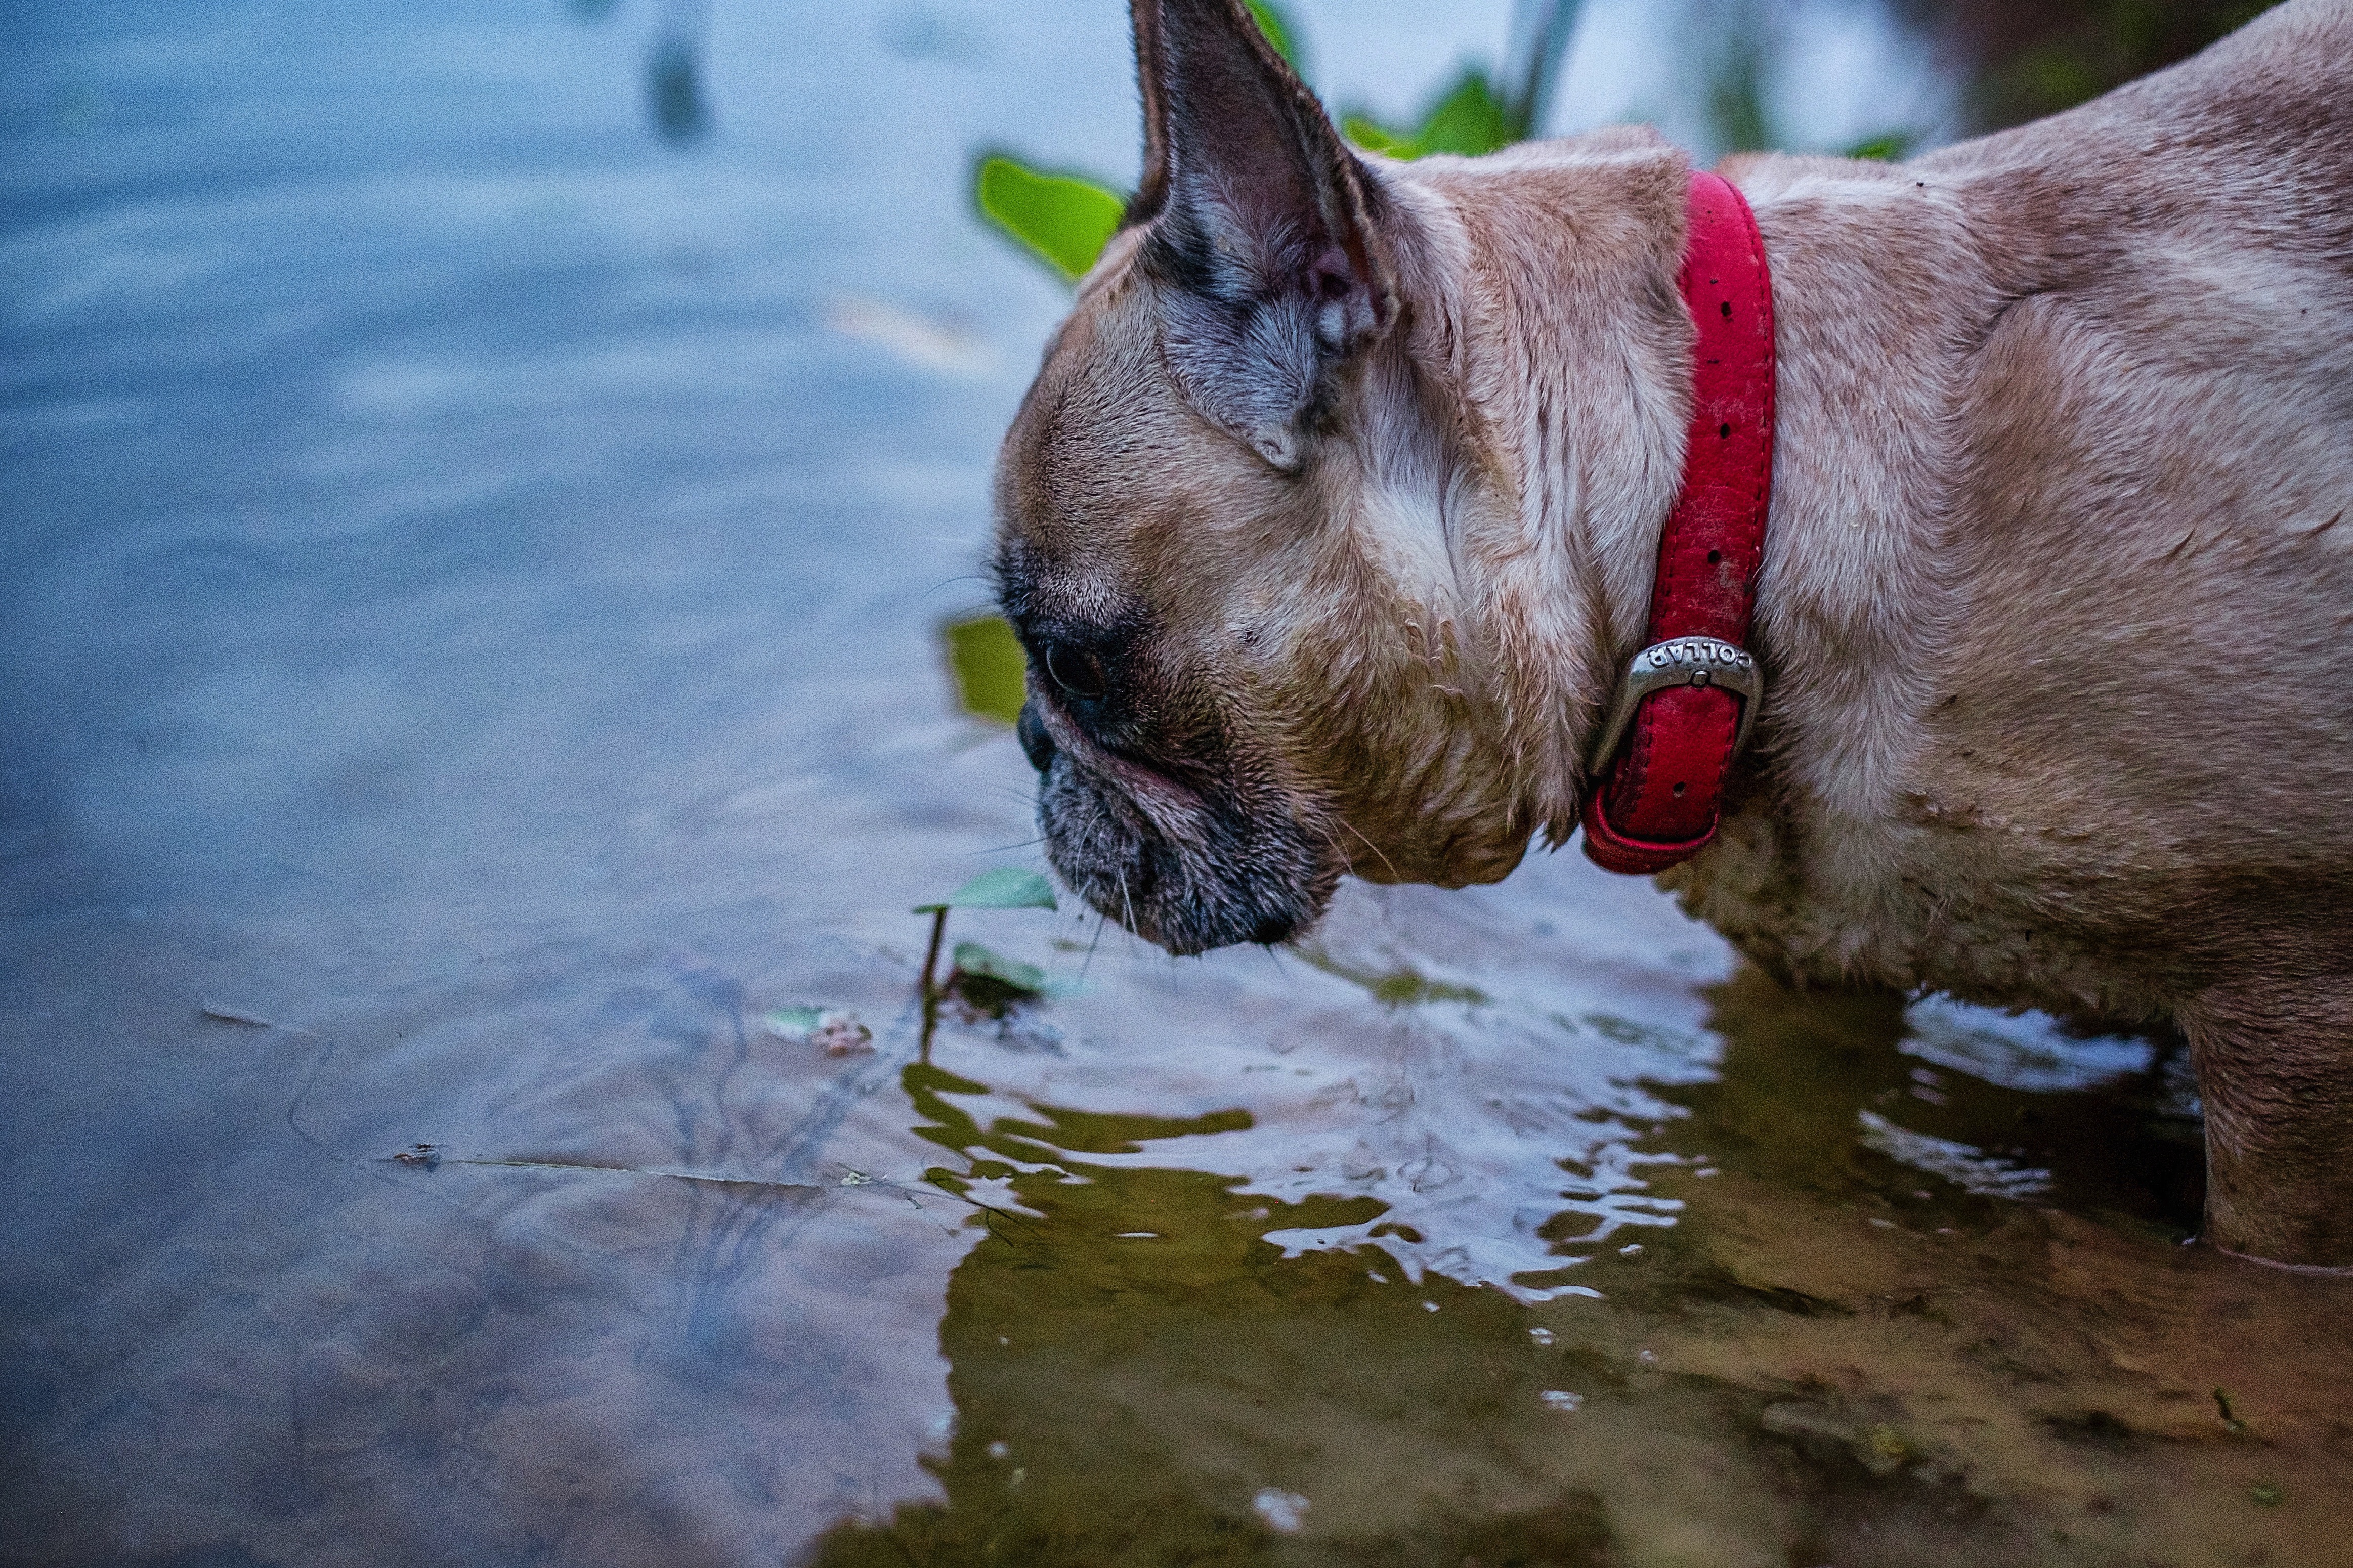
(3, 3, 2346, 1564)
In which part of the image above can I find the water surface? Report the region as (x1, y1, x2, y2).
(3, 3, 2345, 1565)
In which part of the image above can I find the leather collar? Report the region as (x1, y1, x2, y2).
(1580, 169, 1777, 875)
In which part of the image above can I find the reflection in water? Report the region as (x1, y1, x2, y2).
(647, 33, 711, 145)
(647, 0, 715, 145)
(813, 1062, 1629, 1566)
(815, 973, 2343, 1567)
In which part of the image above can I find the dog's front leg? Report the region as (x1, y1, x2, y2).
(2179, 978, 2353, 1272)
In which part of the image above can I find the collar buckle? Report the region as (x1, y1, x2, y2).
(1587, 636, 1763, 775)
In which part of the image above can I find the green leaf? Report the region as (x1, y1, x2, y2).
(951, 941, 1049, 994)
(943, 612, 1026, 726)
(1413, 71, 1514, 157)
(974, 155, 1126, 282)
(1843, 130, 1915, 163)
(1342, 114, 1421, 158)
(916, 867, 1058, 916)
(1345, 70, 1514, 162)
(1244, 0, 1301, 72)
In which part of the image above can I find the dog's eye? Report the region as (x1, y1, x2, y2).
(1043, 643, 1107, 701)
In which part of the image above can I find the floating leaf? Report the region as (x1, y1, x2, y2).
(943, 613, 1026, 725)
(974, 155, 1125, 282)
(916, 867, 1058, 915)
(764, 1006, 874, 1054)
(945, 941, 1052, 1018)
(1244, 0, 1301, 72)
(951, 942, 1048, 993)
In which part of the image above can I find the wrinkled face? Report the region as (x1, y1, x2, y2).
(993, 271, 1532, 954)
(985, 0, 1595, 952)
(994, 291, 1340, 953)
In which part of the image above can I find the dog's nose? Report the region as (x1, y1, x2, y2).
(1017, 700, 1056, 773)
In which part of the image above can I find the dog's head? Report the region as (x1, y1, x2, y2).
(993, 0, 1692, 953)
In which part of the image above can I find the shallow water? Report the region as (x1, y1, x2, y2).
(3, 3, 2347, 1565)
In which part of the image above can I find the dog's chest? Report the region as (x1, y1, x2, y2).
(1661, 797, 2179, 1027)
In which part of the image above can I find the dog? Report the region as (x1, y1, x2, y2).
(990, 0, 2353, 1270)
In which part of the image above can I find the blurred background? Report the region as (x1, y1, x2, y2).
(2, 4, 2323, 1567)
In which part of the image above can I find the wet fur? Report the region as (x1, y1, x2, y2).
(994, 0, 2353, 1267)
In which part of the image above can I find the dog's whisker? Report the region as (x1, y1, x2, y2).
(1077, 910, 1107, 984)
(1335, 817, 1399, 883)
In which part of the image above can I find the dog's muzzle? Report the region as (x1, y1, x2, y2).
(1015, 698, 1332, 953)
(1017, 700, 1056, 773)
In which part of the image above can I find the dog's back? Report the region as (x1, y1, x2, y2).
(1685, 0, 2353, 1265)
(1697, 0, 2353, 1014)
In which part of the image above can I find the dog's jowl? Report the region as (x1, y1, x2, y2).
(992, 0, 2353, 1270)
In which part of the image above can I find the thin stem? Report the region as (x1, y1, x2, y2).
(918, 907, 949, 1063)
(1505, 0, 1584, 141)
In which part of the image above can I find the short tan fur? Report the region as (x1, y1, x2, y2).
(994, 0, 2353, 1268)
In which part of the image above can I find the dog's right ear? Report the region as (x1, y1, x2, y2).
(1125, 0, 1399, 473)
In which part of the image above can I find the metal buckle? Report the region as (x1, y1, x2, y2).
(1587, 636, 1764, 774)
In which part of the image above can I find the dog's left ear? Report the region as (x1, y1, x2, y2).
(1129, 0, 1399, 473)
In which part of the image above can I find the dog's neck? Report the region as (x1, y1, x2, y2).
(1365, 133, 1961, 851)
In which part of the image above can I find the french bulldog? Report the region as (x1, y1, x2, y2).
(991, 0, 2353, 1270)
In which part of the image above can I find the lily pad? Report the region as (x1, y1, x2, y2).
(916, 867, 1058, 915)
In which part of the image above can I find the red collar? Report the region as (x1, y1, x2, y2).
(1580, 169, 1776, 875)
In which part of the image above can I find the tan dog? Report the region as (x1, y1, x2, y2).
(992, 0, 2353, 1269)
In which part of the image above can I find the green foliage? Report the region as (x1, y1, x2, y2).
(916, 868, 1059, 916)
(1416, 72, 1517, 155)
(1347, 70, 1517, 161)
(1843, 130, 1915, 162)
(1243, 0, 1300, 71)
(973, 155, 1125, 282)
(1959, 0, 2270, 131)
(1705, 33, 1772, 155)
(943, 612, 1028, 725)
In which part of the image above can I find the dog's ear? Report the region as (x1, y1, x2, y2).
(1127, 0, 1398, 473)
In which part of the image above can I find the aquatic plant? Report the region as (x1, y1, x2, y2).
(915, 868, 1060, 1048)
(973, 2, 1585, 283)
